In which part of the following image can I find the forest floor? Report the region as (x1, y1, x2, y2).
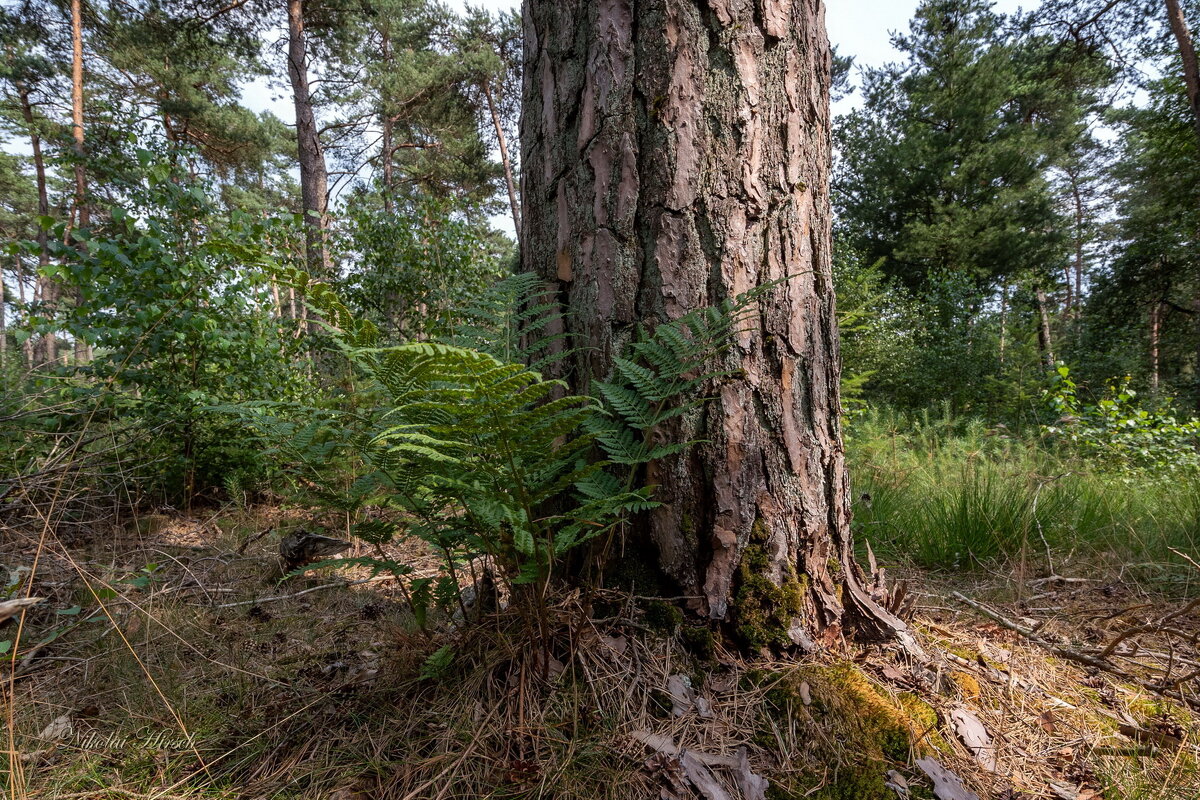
(4, 505, 1200, 800)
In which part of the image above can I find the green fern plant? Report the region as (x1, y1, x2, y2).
(226, 268, 769, 628)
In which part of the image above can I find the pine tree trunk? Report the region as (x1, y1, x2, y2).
(286, 0, 331, 277)
(70, 0, 92, 365)
(70, 0, 87, 232)
(16, 83, 54, 368)
(16, 252, 32, 370)
(484, 77, 522, 243)
(521, 0, 909, 646)
(1167, 0, 1200, 146)
(379, 29, 395, 216)
(1150, 300, 1162, 394)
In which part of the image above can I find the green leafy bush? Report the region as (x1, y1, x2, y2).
(1043, 365, 1200, 474)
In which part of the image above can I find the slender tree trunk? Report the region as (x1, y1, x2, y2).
(1150, 300, 1162, 394)
(484, 77, 522, 243)
(379, 30, 395, 216)
(70, 0, 87, 231)
(380, 119, 395, 215)
(70, 0, 92, 365)
(999, 283, 1009, 366)
(286, 0, 331, 277)
(1194, 296, 1200, 413)
(1035, 288, 1055, 368)
(1069, 174, 1086, 319)
(1167, 0, 1200, 146)
(1, 275, 7, 367)
(17, 84, 55, 368)
(16, 253, 31, 369)
(522, 0, 908, 645)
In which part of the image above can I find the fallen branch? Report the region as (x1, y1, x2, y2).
(211, 575, 394, 609)
(951, 591, 1200, 712)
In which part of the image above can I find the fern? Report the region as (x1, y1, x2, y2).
(444, 272, 572, 370)
(237, 267, 769, 617)
(588, 290, 766, 471)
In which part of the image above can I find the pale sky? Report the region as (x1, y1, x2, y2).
(246, 0, 1035, 122)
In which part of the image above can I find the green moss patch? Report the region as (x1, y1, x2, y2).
(763, 663, 938, 800)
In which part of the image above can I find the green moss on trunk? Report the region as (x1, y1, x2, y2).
(731, 520, 807, 649)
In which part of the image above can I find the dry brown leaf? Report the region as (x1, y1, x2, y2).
(885, 769, 911, 796)
(706, 673, 737, 693)
(679, 750, 732, 800)
(37, 714, 73, 742)
(730, 747, 768, 800)
(1038, 709, 1057, 734)
(666, 674, 697, 718)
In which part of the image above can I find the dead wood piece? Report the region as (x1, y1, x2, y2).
(0, 597, 45, 624)
(951, 592, 1200, 712)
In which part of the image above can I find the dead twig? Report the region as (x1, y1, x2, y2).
(950, 591, 1200, 712)
(210, 574, 394, 609)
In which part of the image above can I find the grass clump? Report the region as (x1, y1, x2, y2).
(846, 406, 1200, 581)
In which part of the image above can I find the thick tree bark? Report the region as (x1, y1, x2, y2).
(522, 0, 908, 645)
(286, 0, 331, 277)
(1167, 0, 1200, 146)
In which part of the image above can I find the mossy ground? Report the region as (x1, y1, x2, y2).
(759, 664, 938, 800)
(731, 520, 807, 649)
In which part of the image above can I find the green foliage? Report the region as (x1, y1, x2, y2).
(19, 148, 310, 502)
(1043, 366, 1200, 474)
(339, 195, 510, 342)
(848, 406, 1200, 576)
(228, 272, 756, 622)
(835, 0, 1108, 293)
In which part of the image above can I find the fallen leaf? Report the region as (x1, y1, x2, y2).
(731, 747, 768, 800)
(707, 673, 737, 693)
(38, 714, 73, 742)
(885, 769, 910, 796)
(631, 730, 679, 756)
(679, 750, 732, 800)
(950, 706, 996, 771)
(1038, 709, 1057, 734)
(915, 757, 980, 800)
(666, 674, 697, 718)
(882, 664, 907, 682)
(599, 634, 628, 655)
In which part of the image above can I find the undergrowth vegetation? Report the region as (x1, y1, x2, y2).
(847, 405, 1200, 585)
